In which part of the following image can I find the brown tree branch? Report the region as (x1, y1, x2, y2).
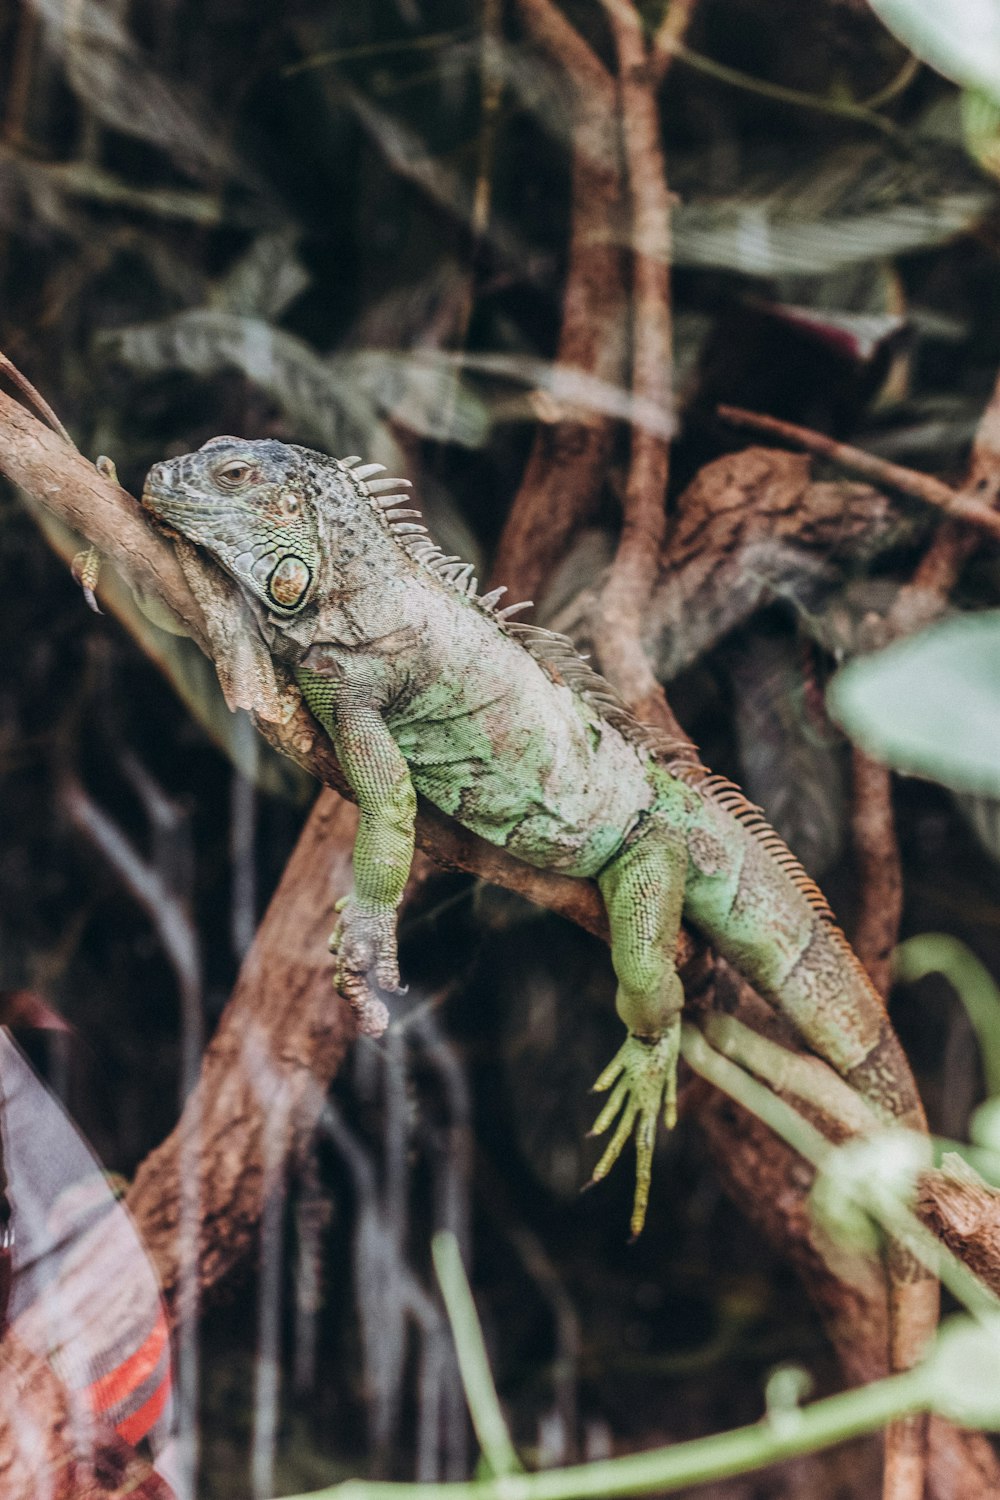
(594, 0, 683, 741)
(619, 445, 921, 680)
(494, 0, 626, 604)
(876, 368, 1000, 647)
(124, 790, 356, 1310)
(513, 0, 611, 98)
(850, 750, 903, 999)
(718, 403, 1000, 544)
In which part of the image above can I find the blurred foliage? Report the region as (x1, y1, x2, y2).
(829, 612, 1000, 794)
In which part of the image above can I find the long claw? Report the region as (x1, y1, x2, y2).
(664, 1066, 678, 1131)
(590, 1100, 637, 1185)
(589, 1076, 629, 1137)
(593, 1048, 627, 1093)
(630, 1110, 657, 1239)
(71, 546, 103, 613)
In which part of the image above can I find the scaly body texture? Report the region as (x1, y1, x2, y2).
(142, 438, 936, 1500)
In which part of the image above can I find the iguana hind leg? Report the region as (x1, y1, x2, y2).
(590, 822, 688, 1237)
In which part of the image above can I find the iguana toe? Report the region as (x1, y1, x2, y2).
(587, 1020, 681, 1237)
(329, 897, 400, 1035)
(71, 546, 103, 614)
(336, 970, 391, 1037)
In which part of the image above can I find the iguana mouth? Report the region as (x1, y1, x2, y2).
(141, 466, 223, 534)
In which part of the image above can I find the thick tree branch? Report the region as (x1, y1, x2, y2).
(718, 403, 1000, 544)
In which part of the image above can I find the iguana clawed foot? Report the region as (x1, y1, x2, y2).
(329, 895, 404, 1037)
(70, 459, 120, 613)
(71, 546, 103, 614)
(587, 1018, 681, 1238)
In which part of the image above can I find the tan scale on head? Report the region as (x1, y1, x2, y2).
(141, 436, 335, 617)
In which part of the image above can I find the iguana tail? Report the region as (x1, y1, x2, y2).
(673, 765, 936, 1500)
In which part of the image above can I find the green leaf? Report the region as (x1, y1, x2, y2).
(867, 0, 1000, 103)
(924, 1315, 1000, 1428)
(827, 612, 1000, 796)
(963, 88, 1000, 177)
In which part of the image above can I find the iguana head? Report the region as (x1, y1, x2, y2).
(142, 436, 327, 616)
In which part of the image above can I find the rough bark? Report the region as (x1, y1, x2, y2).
(592, 0, 686, 748)
(494, 0, 627, 605)
(125, 789, 357, 1308)
(637, 446, 919, 680)
(850, 751, 903, 999)
(718, 402, 1000, 543)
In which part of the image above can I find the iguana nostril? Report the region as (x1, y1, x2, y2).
(143, 462, 173, 496)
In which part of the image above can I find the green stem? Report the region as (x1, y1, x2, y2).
(431, 1231, 523, 1478)
(894, 935, 1000, 1097)
(668, 42, 903, 140)
(682, 1025, 1000, 1319)
(680, 1024, 831, 1167)
(283, 27, 476, 76)
(284, 1366, 928, 1500)
(698, 1012, 880, 1136)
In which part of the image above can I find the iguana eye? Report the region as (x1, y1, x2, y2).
(216, 460, 254, 487)
(268, 555, 311, 609)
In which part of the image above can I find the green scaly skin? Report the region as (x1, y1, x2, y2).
(141, 438, 935, 1498)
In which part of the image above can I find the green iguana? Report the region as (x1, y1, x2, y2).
(141, 436, 936, 1500)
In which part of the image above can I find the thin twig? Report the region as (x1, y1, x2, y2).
(850, 750, 903, 1000)
(652, 0, 700, 86)
(657, 40, 903, 139)
(0, 350, 76, 447)
(861, 51, 921, 110)
(717, 404, 1000, 543)
(283, 27, 477, 76)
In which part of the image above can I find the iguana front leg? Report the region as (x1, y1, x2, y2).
(297, 673, 416, 1035)
(590, 822, 688, 1237)
(70, 456, 119, 612)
